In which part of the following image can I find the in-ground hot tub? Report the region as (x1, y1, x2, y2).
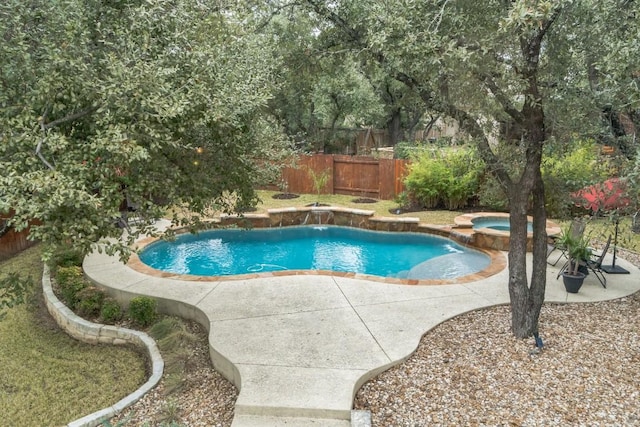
(453, 212, 560, 251)
(471, 216, 533, 232)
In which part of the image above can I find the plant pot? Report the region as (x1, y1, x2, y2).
(562, 272, 586, 293)
(578, 264, 589, 276)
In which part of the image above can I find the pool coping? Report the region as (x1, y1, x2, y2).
(454, 211, 562, 234)
(453, 212, 562, 251)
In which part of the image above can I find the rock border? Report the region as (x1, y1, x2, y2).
(41, 265, 164, 427)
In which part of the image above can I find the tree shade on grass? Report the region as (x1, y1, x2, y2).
(0, 246, 147, 426)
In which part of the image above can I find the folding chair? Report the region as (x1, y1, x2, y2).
(584, 235, 611, 288)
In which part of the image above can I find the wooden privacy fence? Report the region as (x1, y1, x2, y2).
(0, 212, 38, 261)
(277, 154, 409, 200)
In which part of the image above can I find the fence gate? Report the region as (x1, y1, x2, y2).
(278, 154, 408, 200)
(333, 156, 380, 198)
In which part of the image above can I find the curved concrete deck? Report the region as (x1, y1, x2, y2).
(83, 222, 640, 427)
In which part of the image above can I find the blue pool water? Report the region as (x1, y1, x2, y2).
(472, 217, 533, 232)
(139, 226, 490, 280)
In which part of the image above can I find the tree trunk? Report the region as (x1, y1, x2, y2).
(507, 99, 548, 338)
(508, 168, 547, 338)
(386, 107, 404, 146)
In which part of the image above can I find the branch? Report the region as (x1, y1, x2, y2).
(521, 6, 563, 75)
(443, 102, 513, 188)
(255, 1, 305, 32)
(304, 0, 362, 43)
(36, 105, 54, 170)
(35, 105, 99, 170)
(480, 72, 524, 122)
(302, 0, 511, 187)
(427, 0, 451, 33)
(41, 105, 98, 130)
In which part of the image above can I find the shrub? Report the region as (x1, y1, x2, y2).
(442, 148, 483, 210)
(404, 151, 449, 208)
(149, 317, 185, 341)
(128, 296, 158, 327)
(100, 297, 123, 324)
(75, 286, 106, 318)
(394, 141, 427, 159)
(55, 266, 87, 309)
(542, 140, 614, 218)
(49, 248, 84, 268)
(404, 146, 483, 210)
(54, 265, 83, 283)
(477, 176, 509, 211)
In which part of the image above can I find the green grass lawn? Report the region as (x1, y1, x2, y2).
(555, 216, 640, 252)
(254, 189, 462, 225)
(0, 246, 147, 426)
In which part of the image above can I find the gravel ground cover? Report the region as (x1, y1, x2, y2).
(110, 250, 640, 427)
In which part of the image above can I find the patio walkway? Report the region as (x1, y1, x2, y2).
(82, 223, 640, 427)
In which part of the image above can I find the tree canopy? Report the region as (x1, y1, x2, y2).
(1, 0, 293, 259)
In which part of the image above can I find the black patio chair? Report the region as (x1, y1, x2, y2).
(584, 235, 611, 289)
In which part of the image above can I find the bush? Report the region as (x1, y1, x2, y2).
(477, 176, 509, 211)
(75, 286, 106, 318)
(128, 296, 158, 327)
(100, 298, 123, 324)
(405, 156, 449, 208)
(49, 248, 84, 268)
(404, 146, 483, 210)
(394, 141, 425, 159)
(442, 148, 483, 210)
(55, 266, 87, 309)
(542, 140, 614, 218)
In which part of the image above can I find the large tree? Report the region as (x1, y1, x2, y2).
(1, 0, 292, 260)
(260, 4, 428, 149)
(299, 0, 640, 337)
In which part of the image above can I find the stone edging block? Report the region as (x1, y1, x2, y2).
(41, 265, 164, 427)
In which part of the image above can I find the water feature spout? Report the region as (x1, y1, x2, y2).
(450, 230, 473, 245)
(312, 209, 329, 225)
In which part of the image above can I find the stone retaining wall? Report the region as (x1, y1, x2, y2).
(42, 265, 164, 427)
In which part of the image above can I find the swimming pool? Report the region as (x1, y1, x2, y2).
(138, 225, 491, 280)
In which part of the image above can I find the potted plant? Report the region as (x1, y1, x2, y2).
(558, 231, 592, 293)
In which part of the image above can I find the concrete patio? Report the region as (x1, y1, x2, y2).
(82, 223, 640, 427)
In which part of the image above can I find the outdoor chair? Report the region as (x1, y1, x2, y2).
(116, 192, 144, 230)
(584, 235, 611, 288)
(547, 218, 587, 266)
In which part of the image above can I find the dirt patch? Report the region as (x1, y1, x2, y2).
(272, 193, 300, 200)
(351, 198, 378, 204)
(388, 207, 425, 215)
